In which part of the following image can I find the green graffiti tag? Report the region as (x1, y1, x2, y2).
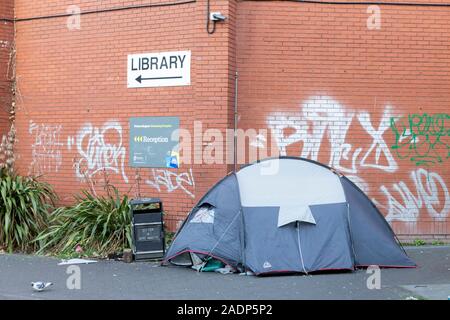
(390, 113, 450, 166)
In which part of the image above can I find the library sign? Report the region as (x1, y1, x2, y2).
(127, 50, 191, 88)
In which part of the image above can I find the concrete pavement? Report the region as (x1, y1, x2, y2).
(0, 245, 449, 300)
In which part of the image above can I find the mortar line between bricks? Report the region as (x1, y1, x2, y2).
(0, 0, 197, 23)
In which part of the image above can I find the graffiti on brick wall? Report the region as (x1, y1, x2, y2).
(266, 96, 449, 225)
(25, 119, 199, 200)
(267, 96, 398, 175)
(250, 134, 267, 149)
(390, 113, 450, 166)
(375, 168, 449, 222)
(267, 96, 398, 192)
(145, 168, 195, 198)
(29, 121, 64, 174)
(70, 120, 128, 183)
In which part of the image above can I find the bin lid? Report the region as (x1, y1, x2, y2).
(130, 198, 162, 205)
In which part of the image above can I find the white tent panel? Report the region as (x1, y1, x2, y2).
(236, 159, 346, 222)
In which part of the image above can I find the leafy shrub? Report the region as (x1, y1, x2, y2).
(0, 169, 56, 252)
(36, 186, 132, 257)
(413, 239, 426, 246)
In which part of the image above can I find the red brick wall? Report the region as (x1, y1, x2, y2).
(10, 0, 450, 238)
(13, 0, 236, 230)
(0, 0, 14, 136)
(236, 0, 450, 237)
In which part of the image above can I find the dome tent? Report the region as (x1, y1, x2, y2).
(163, 157, 415, 275)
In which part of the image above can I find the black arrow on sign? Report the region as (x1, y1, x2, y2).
(136, 75, 183, 83)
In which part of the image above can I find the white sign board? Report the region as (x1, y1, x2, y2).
(127, 50, 191, 88)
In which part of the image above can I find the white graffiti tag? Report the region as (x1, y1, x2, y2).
(146, 168, 195, 198)
(377, 168, 450, 223)
(29, 121, 64, 174)
(267, 96, 398, 175)
(73, 121, 128, 183)
(357, 108, 398, 173)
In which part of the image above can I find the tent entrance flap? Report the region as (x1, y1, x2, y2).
(277, 205, 316, 227)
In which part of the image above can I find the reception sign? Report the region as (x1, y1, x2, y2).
(129, 117, 179, 168)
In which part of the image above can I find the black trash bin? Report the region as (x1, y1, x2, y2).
(130, 198, 165, 261)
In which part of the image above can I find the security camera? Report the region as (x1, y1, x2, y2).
(210, 12, 227, 22)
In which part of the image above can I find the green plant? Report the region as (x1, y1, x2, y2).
(413, 239, 426, 246)
(165, 231, 175, 247)
(36, 186, 132, 257)
(0, 169, 56, 252)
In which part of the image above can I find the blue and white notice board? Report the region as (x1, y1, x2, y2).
(129, 117, 179, 168)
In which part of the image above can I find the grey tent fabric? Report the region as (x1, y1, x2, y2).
(340, 176, 415, 267)
(242, 203, 355, 274)
(243, 206, 305, 274)
(163, 157, 415, 275)
(300, 203, 355, 272)
(164, 174, 243, 267)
